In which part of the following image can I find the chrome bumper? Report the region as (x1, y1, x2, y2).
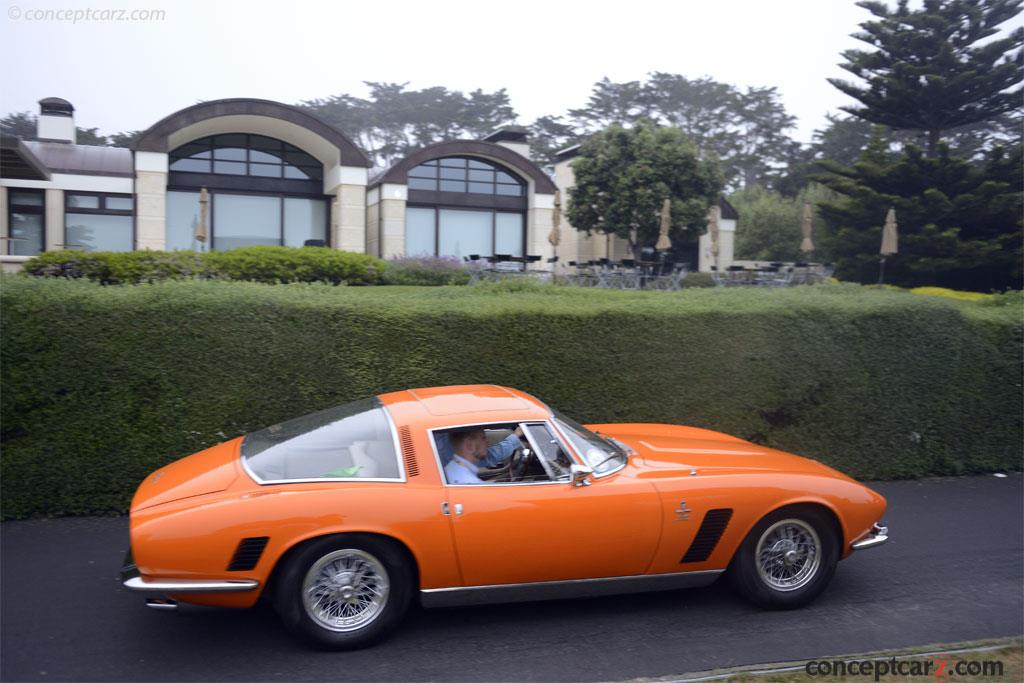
(123, 576, 259, 593)
(851, 523, 889, 551)
(120, 548, 258, 594)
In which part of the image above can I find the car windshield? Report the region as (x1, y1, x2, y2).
(241, 398, 401, 482)
(552, 412, 627, 475)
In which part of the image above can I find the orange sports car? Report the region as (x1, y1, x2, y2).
(121, 385, 888, 649)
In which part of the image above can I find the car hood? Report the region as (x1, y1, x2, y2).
(130, 438, 242, 512)
(586, 423, 853, 480)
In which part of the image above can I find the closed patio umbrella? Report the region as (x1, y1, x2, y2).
(878, 206, 898, 284)
(655, 198, 672, 251)
(707, 204, 721, 268)
(195, 188, 209, 249)
(800, 201, 814, 253)
(548, 190, 561, 247)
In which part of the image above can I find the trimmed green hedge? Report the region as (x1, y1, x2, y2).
(22, 246, 386, 285)
(1, 278, 1020, 518)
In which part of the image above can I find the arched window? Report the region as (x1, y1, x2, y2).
(402, 156, 526, 260)
(165, 134, 328, 251)
(169, 134, 323, 181)
(407, 157, 524, 196)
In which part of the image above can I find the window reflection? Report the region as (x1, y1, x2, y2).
(406, 157, 524, 197)
(169, 134, 323, 181)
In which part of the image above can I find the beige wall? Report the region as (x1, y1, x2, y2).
(698, 218, 737, 272)
(365, 200, 381, 257)
(134, 152, 168, 251)
(379, 197, 406, 259)
(333, 183, 366, 252)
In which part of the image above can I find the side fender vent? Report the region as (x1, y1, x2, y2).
(681, 508, 734, 563)
(227, 536, 269, 571)
(399, 425, 419, 477)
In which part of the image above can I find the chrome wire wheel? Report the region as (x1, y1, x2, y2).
(302, 548, 390, 632)
(755, 518, 821, 592)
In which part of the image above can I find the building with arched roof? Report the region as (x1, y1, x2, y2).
(1, 97, 734, 272)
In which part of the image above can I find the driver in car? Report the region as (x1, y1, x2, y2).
(444, 427, 523, 484)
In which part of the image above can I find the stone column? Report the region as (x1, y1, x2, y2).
(378, 184, 407, 259)
(527, 191, 555, 270)
(44, 188, 63, 251)
(326, 165, 367, 253)
(134, 152, 168, 251)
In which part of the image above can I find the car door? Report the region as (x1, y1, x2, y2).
(441, 421, 661, 587)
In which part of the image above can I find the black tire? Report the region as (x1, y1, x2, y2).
(728, 506, 840, 610)
(274, 534, 413, 650)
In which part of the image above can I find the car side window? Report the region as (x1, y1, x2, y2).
(436, 423, 569, 485)
(521, 423, 574, 482)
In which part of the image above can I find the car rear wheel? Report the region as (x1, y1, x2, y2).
(728, 506, 839, 609)
(274, 535, 412, 649)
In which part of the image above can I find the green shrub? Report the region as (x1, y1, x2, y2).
(22, 247, 385, 286)
(1, 278, 1020, 518)
(682, 272, 714, 288)
(381, 256, 470, 286)
(22, 249, 211, 284)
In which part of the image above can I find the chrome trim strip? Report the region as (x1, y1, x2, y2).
(145, 598, 179, 610)
(123, 576, 260, 593)
(419, 569, 723, 608)
(851, 524, 889, 551)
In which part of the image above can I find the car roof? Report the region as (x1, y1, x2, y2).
(378, 385, 551, 428)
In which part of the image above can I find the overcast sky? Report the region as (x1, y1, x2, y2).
(1, 0, 1020, 145)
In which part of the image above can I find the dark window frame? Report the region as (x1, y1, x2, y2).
(194, 189, 331, 251)
(63, 191, 135, 252)
(64, 191, 134, 215)
(404, 203, 526, 262)
(6, 188, 46, 256)
(405, 156, 525, 198)
(169, 134, 324, 183)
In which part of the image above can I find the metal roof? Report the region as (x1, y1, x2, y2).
(22, 141, 133, 177)
(0, 134, 51, 180)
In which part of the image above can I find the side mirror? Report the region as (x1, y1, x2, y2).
(570, 464, 593, 487)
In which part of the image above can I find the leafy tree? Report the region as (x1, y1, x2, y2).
(828, 0, 1024, 156)
(108, 130, 144, 148)
(301, 83, 517, 167)
(814, 132, 1022, 290)
(0, 111, 37, 139)
(0, 111, 113, 146)
(528, 115, 582, 166)
(566, 122, 723, 259)
(731, 184, 839, 262)
(730, 86, 802, 189)
(566, 74, 800, 189)
(567, 77, 651, 130)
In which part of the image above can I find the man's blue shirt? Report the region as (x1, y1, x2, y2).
(436, 432, 519, 468)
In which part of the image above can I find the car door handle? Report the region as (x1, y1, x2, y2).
(441, 502, 464, 516)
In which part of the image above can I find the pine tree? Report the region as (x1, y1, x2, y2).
(829, 0, 1023, 157)
(814, 133, 1022, 291)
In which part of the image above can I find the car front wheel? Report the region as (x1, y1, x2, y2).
(728, 506, 839, 609)
(274, 535, 412, 649)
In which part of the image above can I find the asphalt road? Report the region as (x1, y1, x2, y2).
(2, 474, 1022, 682)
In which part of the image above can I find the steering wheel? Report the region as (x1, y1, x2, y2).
(508, 447, 533, 481)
